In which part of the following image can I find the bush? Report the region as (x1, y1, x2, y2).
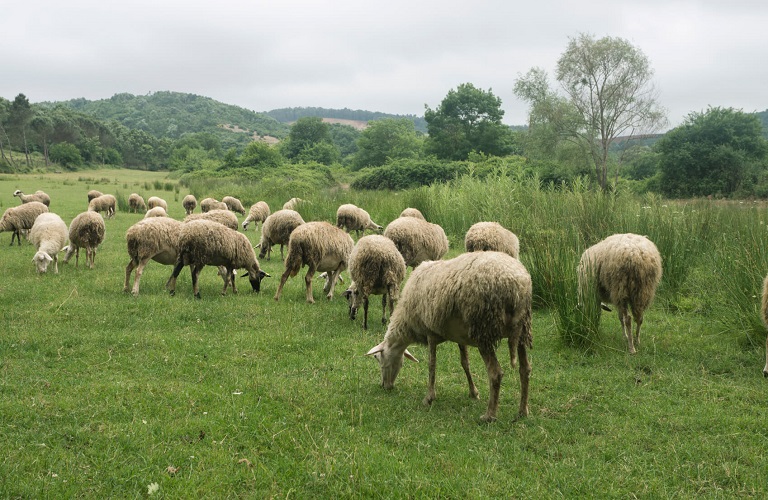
(49, 142, 83, 168)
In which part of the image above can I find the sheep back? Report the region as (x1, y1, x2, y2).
(178, 219, 257, 269)
(383, 216, 449, 268)
(284, 221, 354, 277)
(87, 190, 104, 203)
(0, 201, 49, 234)
(242, 201, 270, 230)
(128, 193, 147, 213)
(182, 194, 197, 215)
(29, 212, 68, 272)
(259, 209, 305, 257)
(399, 207, 425, 220)
(144, 206, 168, 218)
(222, 196, 246, 215)
(147, 196, 168, 211)
(465, 221, 520, 259)
(336, 203, 382, 234)
(349, 234, 406, 299)
(14, 190, 51, 206)
(125, 217, 183, 266)
(184, 209, 238, 231)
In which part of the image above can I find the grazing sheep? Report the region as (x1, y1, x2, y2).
(184, 209, 238, 231)
(342, 235, 406, 330)
(13, 189, 51, 207)
(578, 233, 662, 354)
(383, 216, 449, 269)
(147, 196, 168, 211)
(399, 207, 425, 220)
(167, 219, 269, 298)
(258, 209, 305, 260)
(29, 212, 68, 274)
(182, 194, 197, 215)
(242, 201, 270, 231)
(762, 274, 768, 377)
(124, 218, 183, 296)
(222, 196, 246, 216)
(282, 197, 305, 211)
(0, 201, 49, 245)
(88, 194, 117, 219)
(128, 193, 147, 213)
(87, 190, 103, 203)
(336, 203, 383, 238)
(200, 197, 227, 212)
(144, 206, 168, 218)
(62, 211, 105, 269)
(366, 251, 533, 422)
(274, 221, 354, 303)
(465, 221, 520, 259)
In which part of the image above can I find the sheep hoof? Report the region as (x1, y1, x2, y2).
(763, 370, 768, 378)
(479, 414, 497, 424)
(194, 293, 201, 300)
(422, 395, 435, 406)
(169, 290, 175, 297)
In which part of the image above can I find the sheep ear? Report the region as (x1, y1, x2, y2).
(366, 342, 386, 357)
(240, 272, 250, 278)
(404, 349, 419, 363)
(342, 288, 352, 299)
(259, 270, 270, 279)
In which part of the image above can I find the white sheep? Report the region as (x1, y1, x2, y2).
(366, 251, 533, 423)
(184, 209, 239, 231)
(14, 189, 51, 207)
(128, 193, 147, 213)
(383, 216, 449, 268)
(464, 221, 520, 259)
(144, 206, 168, 218)
(222, 196, 246, 216)
(124, 217, 184, 296)
(762, 274, 768, 377)
(182, 194, 197, 215)
(166, 219, 269, 298)
(62, 211, 105, 269)
(242, 201, 270, 231)
(399, 207, 425, 220)
(147, 196, 168, 211)
(282, 197, 305, 211)
(342, 235, 406, 330)
(87, 190, 104, 203)
(200, 197, 227, 212)
(0, 201, 49, 246)
(336, 203, 383, 238)
(29, 212, 68, 274)
(578, 233, 662, 354)
(274, 221, 354, 303)
(258, 209, 305, 260)
(88, 194, 116, 219)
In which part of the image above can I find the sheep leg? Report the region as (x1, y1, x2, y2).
(459, 344, 479, 400)
(478, 346, 503, 423)
(764, 333, 768, 378)
(274, 268, 292, 301)
(167, 259, 185, 297)
(75, 247, 80, 268)
(619, 305, 636, 354)
(128, 257, 152, 296)
(229, 266, 237, 295)
(324, 266, 344, 300)
(423, 335, 439, 406)
(191, 264, 203, 299)
(516, 341, 531, 418)
(304, 265, 317, 303)
(52, 255, 58, 274)
(362, 296, 369, 330)
(633, 311, 643, 348)
(124, 259, 137, 293)
(381, 295, 388, 325)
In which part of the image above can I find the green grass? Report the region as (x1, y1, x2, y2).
(1, 170, 768, 497)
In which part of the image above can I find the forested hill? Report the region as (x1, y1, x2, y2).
(267, 107, 429, 133)
(50, 91, 290, 141)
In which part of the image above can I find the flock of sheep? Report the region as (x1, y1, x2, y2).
(5, 185, 762, 422)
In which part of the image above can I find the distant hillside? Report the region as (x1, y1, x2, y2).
(267, 107, 429, 133)
(51, 91, 290, 143)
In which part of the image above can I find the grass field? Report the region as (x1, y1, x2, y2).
(1, 170, 767, 497)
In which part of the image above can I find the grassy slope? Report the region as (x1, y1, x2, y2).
(0, 170, 766, 497)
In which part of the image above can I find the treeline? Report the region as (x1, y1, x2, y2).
(266, 106, 429, 133)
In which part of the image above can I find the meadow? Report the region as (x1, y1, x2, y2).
(1, 169, 767, 497)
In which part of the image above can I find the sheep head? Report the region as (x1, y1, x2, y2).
(366, 340, 418, 389)
(32, 251, 53, 273)
(240, 269, 270, 292)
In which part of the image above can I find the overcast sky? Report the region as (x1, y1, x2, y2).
(3, 1, 767, 129)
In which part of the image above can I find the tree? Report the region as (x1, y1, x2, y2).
(351, 118, 422, 170)
(237, 140, 284, 169)
(514, 33, 667, 190)
(281, 116, 339, 165)
(656, 107, 768, 197)
(9, 94, 33, 168)
(424, 83, 514, 161)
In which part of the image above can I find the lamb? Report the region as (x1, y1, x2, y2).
(13, 189, 51, 207)
(184, 209, 238, 231)
(124, 217, 184, 296)
(274, 221, 354, 303)
(399, 207, 425, 220)
(578, 233, 662, 354)
(222, 196, 246, 216)
(147, 196, 168, 211)
(182, 194, 197, 215)
(342, 235, 406, 330)
(336, 203, 383, 238)
(366, 251, 533, 423)
(0, 201, 49, 245)
(61, 211, 105, 269)
(200, 197, 227, 212)
(128, 193, 147, 213)
(144, 206, 168, 218)
(464, 221, 520, 259)
(242, 201, 270, 231)
(29, 212, 68, 274)
(87, 190, 103, 203)
(167, 219, 269, 298)
(257, 209, 305, 260)
(88, 194, 117, 219)
(762, 274, 768, 377)
(383, 216, 449, 268)
(282, 197, 305, 211)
